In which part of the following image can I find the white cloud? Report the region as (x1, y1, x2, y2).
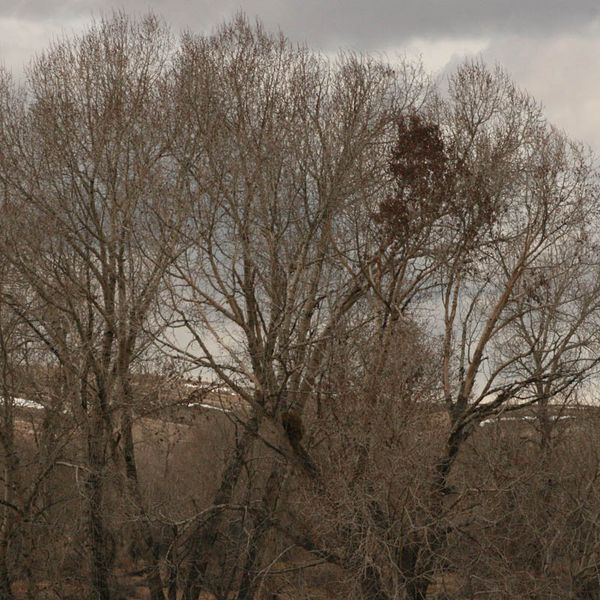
(397, 36, 490, 74)
(482, 27, 600, 149)
(0, 16, 87, 74)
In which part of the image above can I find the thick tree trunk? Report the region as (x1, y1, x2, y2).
(0, 452, 19, 600)
(406, 576, 431, 600)
(121, 407, 166, 600)
(360, 565, 390, 600)
(166, 525, 178, 600)
(183, 419, 258, 600)
(86, 408, 113, 600)
(86, 468, 112, 600)
(236, 462, 288, 600)
(394, 425, 460, 600)
(0, 537, 14, 600)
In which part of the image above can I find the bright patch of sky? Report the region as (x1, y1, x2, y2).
(397, 36, 490, 74)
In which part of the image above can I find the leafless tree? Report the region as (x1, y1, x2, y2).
(160, 16, 437, 599)
(0, 13, 599, 600)
(0, 14, 184, 600)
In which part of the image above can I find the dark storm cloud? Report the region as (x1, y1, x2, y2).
(5, 0, 600, 50)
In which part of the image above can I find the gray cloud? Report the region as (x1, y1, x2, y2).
(2, 0, 600, 151)
(256, 0, 600, 51)
(4, 0, 600, 51)
(479, 29, 600, 149)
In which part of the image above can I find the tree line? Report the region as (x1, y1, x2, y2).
(1, 12, 600, 600)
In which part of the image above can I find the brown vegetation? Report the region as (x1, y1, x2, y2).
(1, 11, 600, 600)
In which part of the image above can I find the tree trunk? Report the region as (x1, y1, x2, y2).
(360, 565, 390, 600)
(0, 537, 14, 600)
(406, 576, 431, 600)
(0, 453, 19, 600)
(236, 462, 288, 600)
(86, 410, 112, 600)
(166, 525, 178, 600)
(86, 468, 112, 600)
(121, 407, 166, 600)
(183, 418, 258, 600)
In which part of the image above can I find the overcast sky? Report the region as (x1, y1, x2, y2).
(2, 1, 599, 149)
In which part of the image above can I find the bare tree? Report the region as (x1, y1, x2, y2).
(268, 62, 600, 600)
(0, 14, 183, 600)
(0, 14, 600, 600)
(364, 62, 600, 599)
(160, 16, 435, 599)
